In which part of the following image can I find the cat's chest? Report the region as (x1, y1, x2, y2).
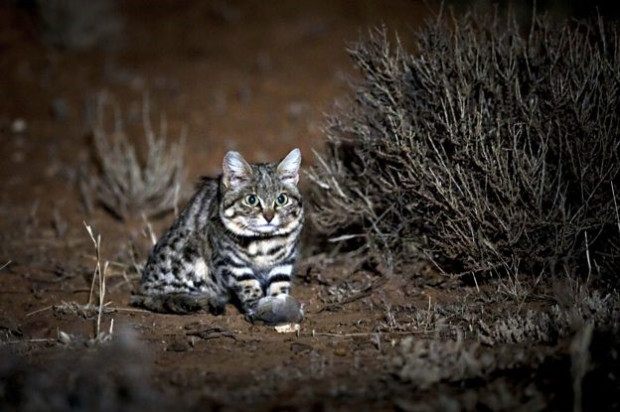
(236, 237, 293, 270)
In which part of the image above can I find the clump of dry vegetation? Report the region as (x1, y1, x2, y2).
(307, 12, 620, 281)
(91, 94, 186, 220)
(0, 330, 165, 411)
(306, 14, 620, 407)
(34, 0, 123, 50)
(393, 325, 620, 410)
(390, 284, 620, 410)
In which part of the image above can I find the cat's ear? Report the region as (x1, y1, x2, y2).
(222, 151, 252, 189)
(277, 148, 301, 185)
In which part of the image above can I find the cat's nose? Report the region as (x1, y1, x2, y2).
(263, 209, 275, 223)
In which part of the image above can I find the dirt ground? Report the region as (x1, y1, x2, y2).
(0, 1, 433, 410)
(1, 1, 618, 411)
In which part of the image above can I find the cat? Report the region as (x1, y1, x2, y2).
(131, 148, 304, 316)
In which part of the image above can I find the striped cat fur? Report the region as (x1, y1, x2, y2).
(131, 148, 303, 315)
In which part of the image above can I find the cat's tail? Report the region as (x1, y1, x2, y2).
(130, 292, 226, 315)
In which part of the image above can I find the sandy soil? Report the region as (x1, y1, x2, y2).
(3, 2, 618, 410)
(0, 1, 442, 409)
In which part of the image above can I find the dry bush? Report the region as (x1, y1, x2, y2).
(92, 94, 186, 220)
(392, 335, 547, 390)
(35, 0, 122, 50)
(391, 328, 620, 411)
(476, 288, 620, 346)
(391, 283, 620, 410)
(391, 301, 620, 411)
(307, 13, 620, 281)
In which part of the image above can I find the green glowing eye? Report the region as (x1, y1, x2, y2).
(276, 193, 288, 206)
(245, 194, 258, 206)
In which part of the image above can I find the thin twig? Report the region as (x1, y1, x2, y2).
(25, 304, 55, 317)
(83, 221, 101, 306)
(142, 213, 157, 246)
(317, 277, 387, 313)
(96, 261, 109, 338)
(311, 330, 427, 338)
(612, 182, 620, 233)
(1, 338, 57, 345)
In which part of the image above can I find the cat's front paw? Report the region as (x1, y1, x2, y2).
(266, 281, 291, 297)
(239, 278, 262, 299)
(236, 278, 263, 310)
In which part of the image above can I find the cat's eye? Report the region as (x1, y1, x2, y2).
(276, 193, 288, 206)
(245, 194, 259, 206)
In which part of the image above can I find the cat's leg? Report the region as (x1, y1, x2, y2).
(245, 264, 304, 324)
(130, 292, 226, 314)
(135, 251, 227, 314)
(265, 264, 293, 297)
(225, 268, 264, 313)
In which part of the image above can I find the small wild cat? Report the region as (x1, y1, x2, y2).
(131, 148, 304, 316)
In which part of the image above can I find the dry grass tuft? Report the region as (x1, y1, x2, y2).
(84, 221, 111, 342)
(91, 93, 186, 220)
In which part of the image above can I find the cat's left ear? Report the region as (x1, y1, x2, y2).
(277, 148, 301, 185)
(222, 151, 252, 189)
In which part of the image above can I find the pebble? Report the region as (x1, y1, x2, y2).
(51, 98, 70, 120)
(274, 323, 300, 334)
(291, 342, 313, 354)
(334, 347, 347, 357)
(166, 340, 190, 352)
(11, 118, 27, 134)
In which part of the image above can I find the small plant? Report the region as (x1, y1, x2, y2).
(84, 222, 111, 342)
(92, 93, 186, 220)
(307, 13, 620, 282)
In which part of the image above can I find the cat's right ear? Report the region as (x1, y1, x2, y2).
(222, 151, 252, 189)
(277, 148, 301, 185)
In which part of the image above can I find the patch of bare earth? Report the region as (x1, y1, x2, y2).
(2, 2, 618, 410)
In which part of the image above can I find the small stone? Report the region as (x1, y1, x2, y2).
(334, 346, 347, 357)
(57, 330, 73, 345)
(51, 98, 71, 120)
(274, 323, 300, 334)
(291, 342, 313, 354)
(11, 118, 27, 134)
(166, 340, 190, 352)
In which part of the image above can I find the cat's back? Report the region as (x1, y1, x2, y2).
(175, 177, 219, 232)
(139, 177, 219, 295)
(146, 177, 218, 268)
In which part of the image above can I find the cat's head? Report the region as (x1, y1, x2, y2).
(219, 148, 303, 237)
